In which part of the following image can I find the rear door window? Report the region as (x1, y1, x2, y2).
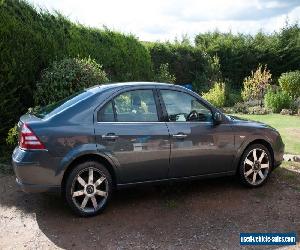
(98, 89, 159, 122)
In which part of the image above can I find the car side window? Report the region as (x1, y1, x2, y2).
(160, 90, 212, 122)
(97, 101, 115, 122)
(98, 90, 159, 122)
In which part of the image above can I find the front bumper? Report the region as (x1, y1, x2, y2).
(273, 138, 285, 169)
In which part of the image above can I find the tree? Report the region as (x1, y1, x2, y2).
(193, 55, 223, 93)
(242, 65, 272, 106)
(154, 63, 176, 83)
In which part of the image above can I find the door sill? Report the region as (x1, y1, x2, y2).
(117, 171, 235, 189)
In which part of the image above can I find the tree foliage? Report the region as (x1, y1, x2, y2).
(202, 82, 226, 108)
(35, 57, 108, 106)
(146, 42, 209, 84)
(242, 65, 272, 106)
(264, 89, 293, 113)
(279, 70, 300, 99)
(195, 25, 300, 88)
(193, 55, 223, 93)
(154, 63, 176, 83)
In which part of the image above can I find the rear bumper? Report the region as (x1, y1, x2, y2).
(12, 147, 62, 193)
(16, 178, 60, 193)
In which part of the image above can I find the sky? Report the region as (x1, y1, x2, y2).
(28, 0, 300, 42)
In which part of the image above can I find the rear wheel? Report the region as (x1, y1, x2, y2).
(238, 144, 272, 187)
(64, 161, 113, 217)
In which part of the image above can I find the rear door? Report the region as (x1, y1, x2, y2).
(94, 87, 170, 184)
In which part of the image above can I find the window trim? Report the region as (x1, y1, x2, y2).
(96, 88, 163, 123)
(157, 88, 214, 123)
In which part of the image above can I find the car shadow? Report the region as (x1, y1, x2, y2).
(0, 167, 300, 249)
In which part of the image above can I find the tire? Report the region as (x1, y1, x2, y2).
(64, 161, 113, 217)
(238, 144, 272, 187)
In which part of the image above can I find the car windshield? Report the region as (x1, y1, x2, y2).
(34, 90, 93, 119)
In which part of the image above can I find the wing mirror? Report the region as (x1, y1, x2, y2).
(213, 112, 223, 124)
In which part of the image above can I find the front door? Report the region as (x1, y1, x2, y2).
(158, 89, 235, 178)
(94, 88, 170, 184)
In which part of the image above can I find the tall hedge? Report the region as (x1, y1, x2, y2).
(0, 0, 151, 144)
(146, 42, 210, 84)
(195, 26, 300, 88)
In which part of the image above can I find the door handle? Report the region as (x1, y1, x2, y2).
(102, 134, 119, 140)
(172, 133, 187, 139)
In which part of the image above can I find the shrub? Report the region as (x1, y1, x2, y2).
(279, 70, 300, 99)
(34, 57, 108, 105)
(264, 90, 293, 113)
(154, 63, 176, 83)
(6, 124, 18, 147)
(202, 82, 226, 107)
(232, 102, 249, 114)
(242, 65, 272, 106)
(248, 106, 270, 115)
(225, 89, 242, 107)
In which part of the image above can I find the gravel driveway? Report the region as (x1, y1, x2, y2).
(0, 163, 299, 249)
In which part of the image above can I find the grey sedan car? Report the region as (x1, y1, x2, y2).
(12, 82, 284, 216)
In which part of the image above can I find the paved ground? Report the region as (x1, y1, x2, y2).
(0, 163, 300, 250)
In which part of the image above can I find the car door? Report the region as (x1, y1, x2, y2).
(94, 87, 170, 184)
(158, 88, 235, 178)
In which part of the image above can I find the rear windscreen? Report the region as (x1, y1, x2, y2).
(35, 90, 93, 119)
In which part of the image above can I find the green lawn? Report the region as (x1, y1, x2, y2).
(231, 114, 300, 155)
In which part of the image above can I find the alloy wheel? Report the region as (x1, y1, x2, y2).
(243, 148, 270, 186)
(71, 167, 108, 213)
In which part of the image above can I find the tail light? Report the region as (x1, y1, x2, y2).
(19, 123, 46, 150)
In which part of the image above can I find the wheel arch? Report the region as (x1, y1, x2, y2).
(61, 153, 118, 191)
(236, 139, 274, 173)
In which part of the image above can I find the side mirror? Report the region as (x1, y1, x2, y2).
(213, 112, 223, 124)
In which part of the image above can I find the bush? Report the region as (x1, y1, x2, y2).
(248, 106, 270, 115)
(242, 65, 272, 106)
(202, 82, 226, 108)
(279, 70, 300, 99)
(225, 89, 242, 107)
(6, 124, 18, 147)
(264, 90, 293, 113)
(35, 57, 108, 106)
(154, 63, 176, 83)
(232, 102, 249, 114)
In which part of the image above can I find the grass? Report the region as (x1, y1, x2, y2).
(231, 114, 300, 155)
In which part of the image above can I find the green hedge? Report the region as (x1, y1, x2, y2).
(195, 26, 300, 88)
(0, 0, 151, 144)
(146, 42, 210, 85)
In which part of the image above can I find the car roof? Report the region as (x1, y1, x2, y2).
(87, 82, 174, 93)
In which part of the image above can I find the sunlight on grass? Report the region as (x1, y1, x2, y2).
(231, 114, 300, 155)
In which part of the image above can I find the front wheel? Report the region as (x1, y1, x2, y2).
(64, 161, 113, 217)
(238, 144, 272, 187)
